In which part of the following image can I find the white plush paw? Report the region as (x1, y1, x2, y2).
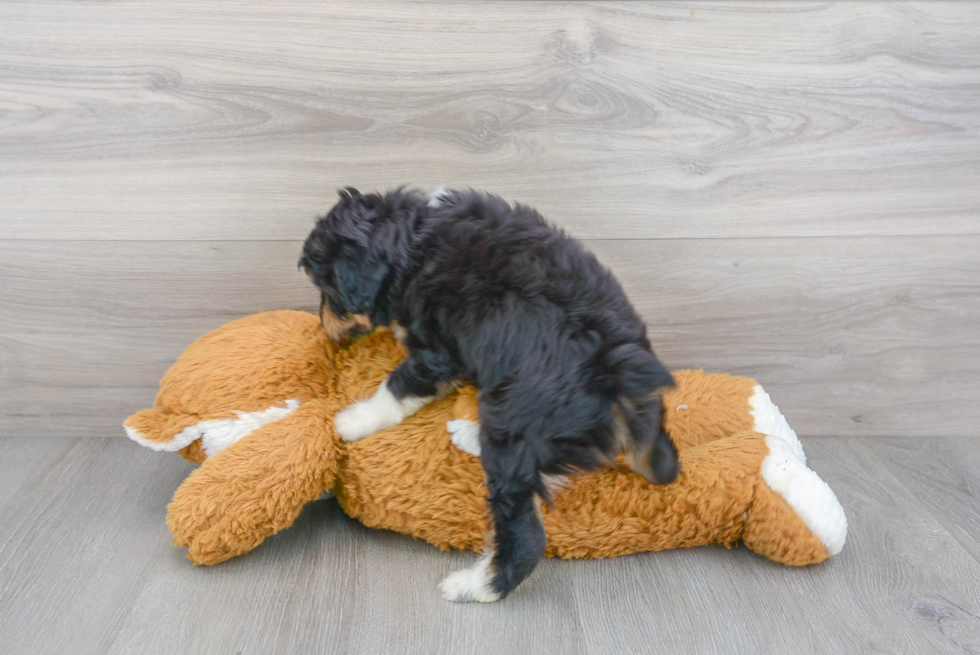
(750, 384, 806, 464)
(762, 434, 848, 556)
(333, 401, 384, 441)
(438, 557, 501, 603)
(447, 419, 481, 456)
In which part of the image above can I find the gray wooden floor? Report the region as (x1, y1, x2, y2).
(1, 437, 978, 655)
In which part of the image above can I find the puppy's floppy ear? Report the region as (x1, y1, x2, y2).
(338, 186, 362, 201)
(330, 189, 377, 248)
(606, 343, 674, 401)
(334, 254, 388, 315)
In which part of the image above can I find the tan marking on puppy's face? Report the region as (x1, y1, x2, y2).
(319, 303, 372, 342)
(612, 394, 673, 483)
(611, 403, 632, 452)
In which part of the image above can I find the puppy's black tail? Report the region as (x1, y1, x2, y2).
(606, 343, 679, 485)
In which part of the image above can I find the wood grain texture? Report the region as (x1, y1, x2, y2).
(0, 438, 195, 655)
(0, 437, 75, 503)
(1, 1, 978, 240)
(565, 439, 980, 654)
(874, 437, 980, 565)
(1, 1, 978, 438)
(2, 437, 980, 654)
(2, 235, 978, 438)
(773, 437, 980, 654)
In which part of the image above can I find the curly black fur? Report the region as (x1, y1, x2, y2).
(300, 187, 678, 599)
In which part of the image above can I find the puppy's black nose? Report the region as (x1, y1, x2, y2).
(626, 429, 680, 485)
(649, 431, 680, 484)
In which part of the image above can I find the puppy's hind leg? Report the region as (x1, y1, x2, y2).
(439, 436, 547, 602)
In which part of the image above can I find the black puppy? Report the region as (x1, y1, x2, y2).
(300, 187, 678, 602)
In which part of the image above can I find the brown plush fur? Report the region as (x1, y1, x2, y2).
(127, 311, 832, 568)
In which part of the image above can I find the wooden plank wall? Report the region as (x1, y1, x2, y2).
(1, 1, 978, 438)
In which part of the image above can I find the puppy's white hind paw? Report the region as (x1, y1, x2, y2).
(447, 419, 481, 456)
(438, 556, 501, 603)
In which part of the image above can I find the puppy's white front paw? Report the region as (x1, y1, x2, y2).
(333, 402, 381, 441)
(438, 557, 501, 603)
(335, 379, 427, 442)
(447, 419, 481, 456)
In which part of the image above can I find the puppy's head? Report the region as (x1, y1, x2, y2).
(299, 187, 388, 341)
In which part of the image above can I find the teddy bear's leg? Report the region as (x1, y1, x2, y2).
(540, 432, 768, 560)
(167, 399, 337, 566)
(661, 371, 758, 450)
(662, 372, 805, 463)
(741, 432, 847, 565)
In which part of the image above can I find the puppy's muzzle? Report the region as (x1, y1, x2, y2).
(319, 303, 372, 342)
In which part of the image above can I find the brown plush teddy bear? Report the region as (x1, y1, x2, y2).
(126, 310, 846, 573)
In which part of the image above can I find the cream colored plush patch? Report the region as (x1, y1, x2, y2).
(126, 424, 199, 453)
(447, 419, 481, 456)
(761, 434, 848, 555)
(750, 384, 806, 464)
(198, 399, 301, 457)
(126, 400, 302, 456)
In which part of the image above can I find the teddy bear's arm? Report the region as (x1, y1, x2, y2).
(167, 399, 338, 566)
